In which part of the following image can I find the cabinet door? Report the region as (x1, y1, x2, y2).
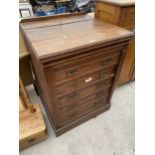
(118, 38, 135, 85)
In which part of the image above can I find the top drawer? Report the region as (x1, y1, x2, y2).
(53, 51, 121, 83)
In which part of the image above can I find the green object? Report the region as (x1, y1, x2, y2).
(19, 52, 34, 86)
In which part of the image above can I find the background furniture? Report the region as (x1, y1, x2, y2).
(19, 29, 34, 86)
(19, 76, 48, 150)
(19, 0, 34, 18)
(20, 13, 133, 136)
(95, 0, 135, 85)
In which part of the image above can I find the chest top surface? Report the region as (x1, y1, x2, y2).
(96, 0, 135, 7)
(20, 13, 133, 62)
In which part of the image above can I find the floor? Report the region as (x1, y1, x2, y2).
(20, 82, 135, 155)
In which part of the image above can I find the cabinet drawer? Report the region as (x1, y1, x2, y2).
(56, 65, 116, 96)
(57, 93, 109, 114)
(56, 80, 112, 111)
(54, 53, 120, 84)
(57, 97, 109, 127)
(56, 67, 116, 105)
(19, 130, 47, 150)
(77, 67, 115, 88)
(78, 77, 113, 98)
(119, 6, 135, 30)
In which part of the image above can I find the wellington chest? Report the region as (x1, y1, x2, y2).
(95, 0, 135, 85)
(20, 13, 133, 136)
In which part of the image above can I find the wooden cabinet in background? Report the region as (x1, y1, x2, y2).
(119, 38, 135, 84)
(19, 28, 28, 54)
(20, 13, 133, 136)
(95, 0, 135, 85)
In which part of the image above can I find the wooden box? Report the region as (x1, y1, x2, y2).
(20, 13, 133, 136)
(19, 104, 48, 150)
(95, 0, 135, 85)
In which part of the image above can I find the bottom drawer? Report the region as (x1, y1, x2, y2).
(56, 86, 111, 114)
(19, 130, 48, 150)
(57, 97, 109, 127)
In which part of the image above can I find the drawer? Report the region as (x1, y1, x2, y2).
(19, 130, 47, 150)
(56, 82, 112, 112)
(56, 65, 116, 96)
(56, 82, 77, 96)
(54, 52, 121, 84)
(56, 67, 116, 105)
(57, 97, 109, 127)
(78, 77, 113, 98)
(119, 7, 135, 30)
(77, 67, 115, 88)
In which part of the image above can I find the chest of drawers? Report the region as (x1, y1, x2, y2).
(95, 0, 135, 85)
(95, 0, 135, 31)
(20, 13, 133, 136)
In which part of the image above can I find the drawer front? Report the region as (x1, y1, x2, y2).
(56, 81, 77, 96)
(78, 77, 113, 98)
(56, 66, 116, 106)
(119, 6, 135, 30)
(54, 51, 121, 84)
(56, 65, 117, 96)
(57, 97, 109, 127)
(75, 66, 115, 88)
(56, 81, 112, 112)
(20, 130, 47, 150)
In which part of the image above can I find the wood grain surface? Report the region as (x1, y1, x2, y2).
(96, 0, 135, 7)
(19, 104, 46, 140)
(20, 14, 133, 62)
(95, 1, 135, 85)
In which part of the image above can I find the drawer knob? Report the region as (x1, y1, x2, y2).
(103, 58, 113, 65)
(85, 77, 93, 83)
(68, 68, 78, 76)
(68, 92, 77, 99)
(68, 103, 77, 110)
(27, 138, 36, 143)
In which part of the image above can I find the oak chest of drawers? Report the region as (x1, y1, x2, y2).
(20, 13, 133, 136)
(95, 0, 135, 85)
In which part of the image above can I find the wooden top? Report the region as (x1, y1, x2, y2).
(96, 0, 135, 7)
(19, 104, 46, 140)
(20, 13, 133, 62)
